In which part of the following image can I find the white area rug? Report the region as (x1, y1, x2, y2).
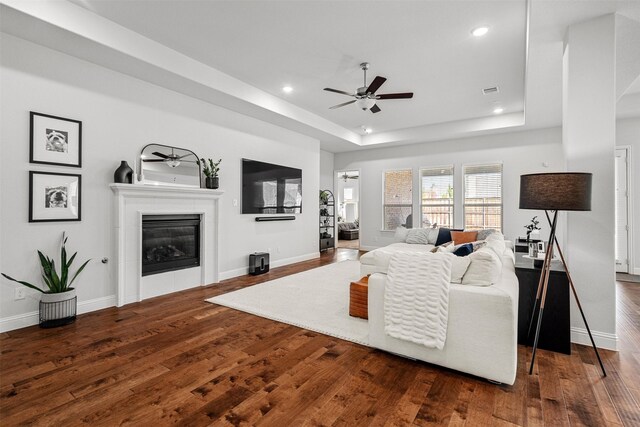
(206, 260, 369, 345)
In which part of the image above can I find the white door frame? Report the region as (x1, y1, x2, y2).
(616, 146, 634, 274)
(334, 169, 361, 250)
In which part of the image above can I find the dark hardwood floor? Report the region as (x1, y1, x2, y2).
(1, 248, 639, 426)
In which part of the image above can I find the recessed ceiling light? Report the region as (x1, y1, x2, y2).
(282, 86, 293, 93)
(493, 107, 504, 114)
(472, 27, 489, 37)
(362, 126, 372, 134)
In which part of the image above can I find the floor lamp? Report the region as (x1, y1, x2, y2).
(519, 172, 606, 377)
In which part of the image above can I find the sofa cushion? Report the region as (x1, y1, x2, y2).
(449, 254, 471, 283)
(461, 247, 502, 286)
(451, 231, 478, 244)
(485, 239, 506, 259)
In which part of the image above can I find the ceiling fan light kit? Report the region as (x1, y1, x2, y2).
(324, 62, 414, 113)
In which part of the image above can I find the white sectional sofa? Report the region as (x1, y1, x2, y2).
(361, 238, 519, 385)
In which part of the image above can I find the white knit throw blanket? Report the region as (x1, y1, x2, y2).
(384, 252, 452, 350)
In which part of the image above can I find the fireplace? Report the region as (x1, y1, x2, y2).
(142, 214, 201, 276)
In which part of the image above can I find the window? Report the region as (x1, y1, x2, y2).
(420, 166, 454, 228)
(383, 169, 413, 230)
(463, 164, 502, 231)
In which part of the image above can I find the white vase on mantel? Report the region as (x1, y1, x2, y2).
(529, 230, 541, 241)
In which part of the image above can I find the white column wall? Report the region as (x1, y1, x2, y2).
(562, 14, 617, 349)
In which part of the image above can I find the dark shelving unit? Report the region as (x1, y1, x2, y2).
(319, 190, 335, 251)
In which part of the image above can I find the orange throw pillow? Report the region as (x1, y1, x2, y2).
(451, 231, 478, 244)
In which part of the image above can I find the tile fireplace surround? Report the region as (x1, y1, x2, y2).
(110, 184, 223, 307)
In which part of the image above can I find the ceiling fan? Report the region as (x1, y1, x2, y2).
(324, 62, 414, 113)
(340, 172, 359, 182)
(142, 148, 196, 168)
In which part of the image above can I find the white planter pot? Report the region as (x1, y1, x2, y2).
(40, 288, 77, 325)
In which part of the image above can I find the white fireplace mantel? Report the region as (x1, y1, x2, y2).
(110, 184, 223, 307)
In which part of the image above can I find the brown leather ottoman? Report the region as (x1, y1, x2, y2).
(349, 276, 369, 319)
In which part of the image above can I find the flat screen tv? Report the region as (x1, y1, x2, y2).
(242, 159, 302, 214)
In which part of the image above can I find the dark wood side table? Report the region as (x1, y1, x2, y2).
(514, 252, 571, 354)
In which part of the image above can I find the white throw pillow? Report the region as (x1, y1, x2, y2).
(425, 227, 440, 244)
(461, 247, 502, 286)
(436, 241, 455, 253)
(448, 254, 471, 284)
(405, 228, 429, 244)
(477, 229, 499, 240)
(394, 226, 409, 242)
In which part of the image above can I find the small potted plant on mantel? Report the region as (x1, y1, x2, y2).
(1, 232, 90, 328)
(200, 158, 222, 189)
(524, 216, 541, 241)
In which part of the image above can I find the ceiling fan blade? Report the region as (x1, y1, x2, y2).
(366, 76, 387, 94)
(324, 88, 355, 97)
(370, 104, 381, 113)
(143, 159, 166, 162)
(151, 151, 170, 159)
(376, 92, 414, 100)
(329, 100, 356, 109)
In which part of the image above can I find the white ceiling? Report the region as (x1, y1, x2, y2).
(67, 0, 527, 136)
(3, 0, 640, 151)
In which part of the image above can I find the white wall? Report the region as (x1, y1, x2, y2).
(616, 117, 640, 274)
(334, 127, 566, 250)
(319, 150, 334, 193)
(562, 15, 617, 349)
(0, 34, 319, 328)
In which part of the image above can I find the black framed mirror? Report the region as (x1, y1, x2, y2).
(138, 143, 201, 187)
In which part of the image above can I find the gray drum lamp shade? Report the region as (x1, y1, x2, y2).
(519, 173, 592, 211)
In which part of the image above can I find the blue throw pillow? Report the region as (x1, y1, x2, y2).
(453, 243, 473, 257)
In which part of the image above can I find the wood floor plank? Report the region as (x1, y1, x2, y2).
(1, 249, 638, 426)
(414, 371, 463, 425)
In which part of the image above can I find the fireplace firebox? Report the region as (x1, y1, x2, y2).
(142, 214, 201, 276)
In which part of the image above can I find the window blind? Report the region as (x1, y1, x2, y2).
(420, 166, 453, 228)
(463, 164, 502, 231)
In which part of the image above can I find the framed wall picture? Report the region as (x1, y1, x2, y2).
(29, 171, 81, 222)
(30, 112, 82, 167)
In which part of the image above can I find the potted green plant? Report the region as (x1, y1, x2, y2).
(200, 158, 222, 189)
(320, 190, 329, 205)
(2, 232, 90, 327)
(524, 216, 541, 241)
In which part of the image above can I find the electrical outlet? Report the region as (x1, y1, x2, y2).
(233, 199, 238, 207)
(14, 288, 26, 300)
(277, 247, 281, 253)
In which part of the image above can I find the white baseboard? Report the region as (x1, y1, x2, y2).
(78, 295, 117, 314)
(0, 295, 117, 333)
(219, 252, 320, 281)
(634, 267, 640, 275)
(571, 327, 618, 351)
